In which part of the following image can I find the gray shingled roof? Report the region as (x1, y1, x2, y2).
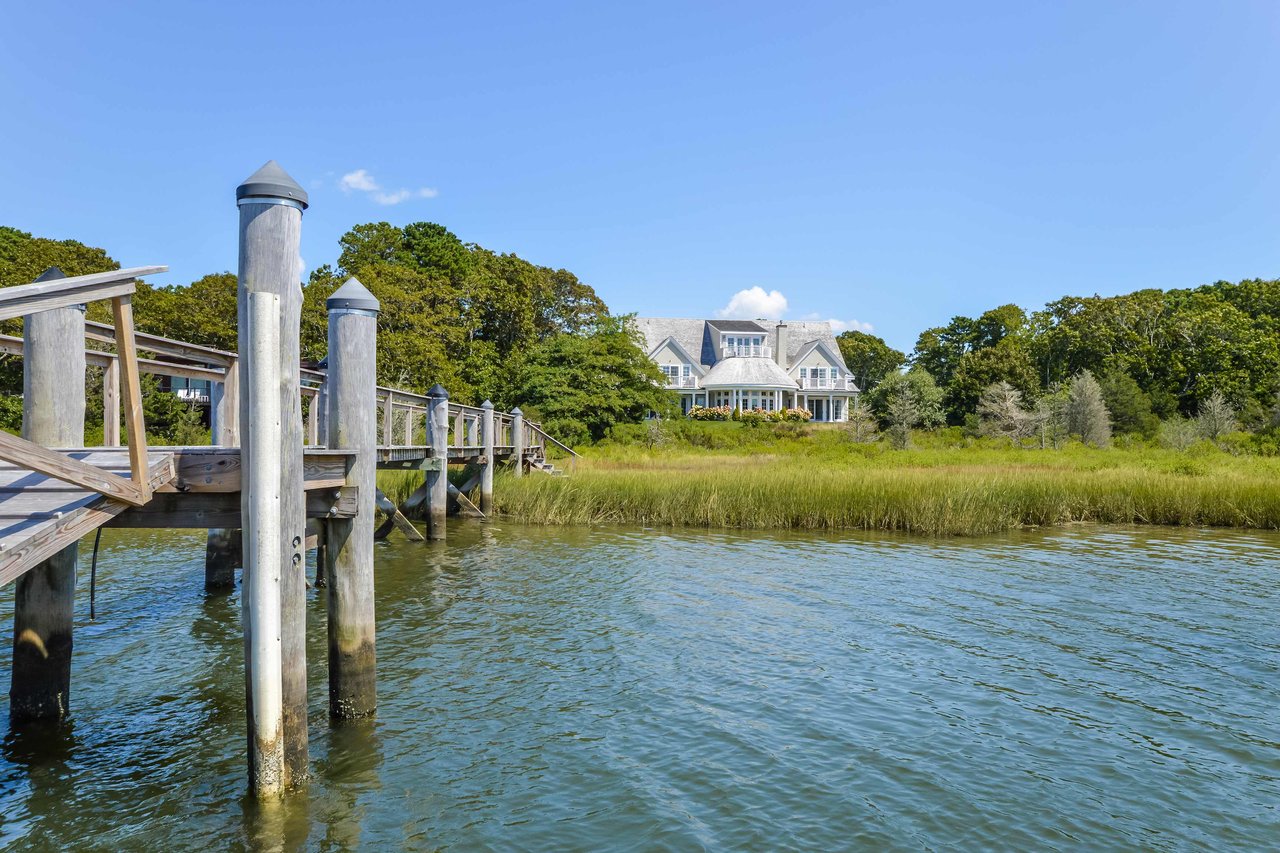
(701, 356, 797, 389)
(632, 317, 850, 372)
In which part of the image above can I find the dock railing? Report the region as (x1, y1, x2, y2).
(0, 267, 167, 505)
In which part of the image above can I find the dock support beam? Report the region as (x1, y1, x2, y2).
(324, 278, 379, 719)
(244, 292, 285, 796)
(237, 161, 309, 790)
(480, 400, 495, 515)
(511, 407, 525, 478)
(427, 385, 449, 540)
(10, 267, 85, 725)
(205, 356, 241, 591)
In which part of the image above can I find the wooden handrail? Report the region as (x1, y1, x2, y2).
(0, 268, 161, 502)
(84, 320, 236, 367)
(0, 267, 166, 322)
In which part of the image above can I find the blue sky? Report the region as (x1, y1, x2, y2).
(2, 1, 1278, 351)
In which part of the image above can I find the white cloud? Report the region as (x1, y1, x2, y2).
(340, 169, 438, 205)
(718, 286, 788, 319)
(801, 312, 874, 334)
(340, 169, 379, 192)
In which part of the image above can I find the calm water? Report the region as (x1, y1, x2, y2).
(0, 523, 1276, 850)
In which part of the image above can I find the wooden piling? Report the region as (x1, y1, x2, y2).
(237, 161, 309, 788)
(205, 356, 241, 590)
(244, 291, 286, 796)
(323, 278, 379, 718)
(426, 385, 449, 540)
(511, 407, 525, 478)
(481, 400, 495, 515)
(10, 267, 85, 724)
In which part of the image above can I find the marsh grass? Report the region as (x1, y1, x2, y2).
(487, 425, 1280, 535)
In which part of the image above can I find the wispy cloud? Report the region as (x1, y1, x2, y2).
(718, 286, 788, 319)
(339, 169, 438, 205)
(801, 312, 874, 334)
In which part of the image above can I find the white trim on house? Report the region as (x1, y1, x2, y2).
(633, 316, 861, 422)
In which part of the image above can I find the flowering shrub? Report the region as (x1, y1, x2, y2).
(688, 405, 732, 421)
(687, 404, 811, 423)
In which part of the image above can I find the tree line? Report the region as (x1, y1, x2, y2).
(0, 224, 668, 445)
(836, 279, 1280, 450)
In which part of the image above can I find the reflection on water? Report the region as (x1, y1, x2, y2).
(0, 524, 1277, 849)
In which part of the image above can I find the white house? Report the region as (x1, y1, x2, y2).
(633, 317, 859, 422)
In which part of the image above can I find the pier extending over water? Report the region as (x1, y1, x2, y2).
(0, 162, 570, 796)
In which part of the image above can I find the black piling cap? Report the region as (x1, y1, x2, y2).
(428, 384, 450, 400)
(237, 160, 309, 208)
(326, 277, 380, 313)
(35, 266, 66, 282)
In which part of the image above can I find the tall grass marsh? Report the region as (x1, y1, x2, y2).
(479, 422, 1280, 536)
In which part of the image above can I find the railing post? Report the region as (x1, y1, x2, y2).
(103, 356, 121, 447)
(402, 407, 413, 446)
(236, 160, 309, 792)
(206, 356, 241, 591)
(10, 266, 84, 724)
(244, 291, 285, 796)
(323, 278, 379, 719)
(481, 401, 495, 515)
(382, 391, 394, 446)
(427, 385, 449, 540)
(316, 371, 329, 448)
(511, 407, 524, 478)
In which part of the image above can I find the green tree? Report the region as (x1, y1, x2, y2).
(835, 330, 906, 393)
(1098, 369, 1159, 438)
(512, 315, 674, 443)
(867, 368, 945, 437)
(944, 339, 1039, 423)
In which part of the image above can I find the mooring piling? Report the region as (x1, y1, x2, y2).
(244, 290, 285, 796)
(324, 277, 380, 718)
(511, 407, 525, 478)
(481, 400, 495, 515)
(9, 267, 85, 724)
(236, 160, 309, 789)
(205, 354, 242, 590)
(427, 385, 450, 539)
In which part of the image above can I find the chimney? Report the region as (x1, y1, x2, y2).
(775, 322, 788, 369)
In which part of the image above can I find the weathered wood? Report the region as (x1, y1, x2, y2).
(447, 482, 486, 519)
(426, 387, 449, 540)
(402, 407, 413, 446)
(112, 295, 151, 502)
(11, 290, 87, 724)
(84, 318, 236, 366)
(0, 432, 154, 507)
(206, 357, 241, 591)
(382, 392, 394, 446)
(238, 164, 308, 792)
(0, 266, 164, 322)
(324, 277, 379, 719)
(511, 407, 525, 478)
(481, 401, 495, 515)
(103, 358, 120, 447)
(374, 488, 424, 541)
(108, 487, 358, 528)
(243, 290, 285, 796)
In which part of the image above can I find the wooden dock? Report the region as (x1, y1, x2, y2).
(0, 160, 578, 799)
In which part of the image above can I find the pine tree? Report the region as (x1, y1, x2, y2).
(1067, 370, 1111, 447)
